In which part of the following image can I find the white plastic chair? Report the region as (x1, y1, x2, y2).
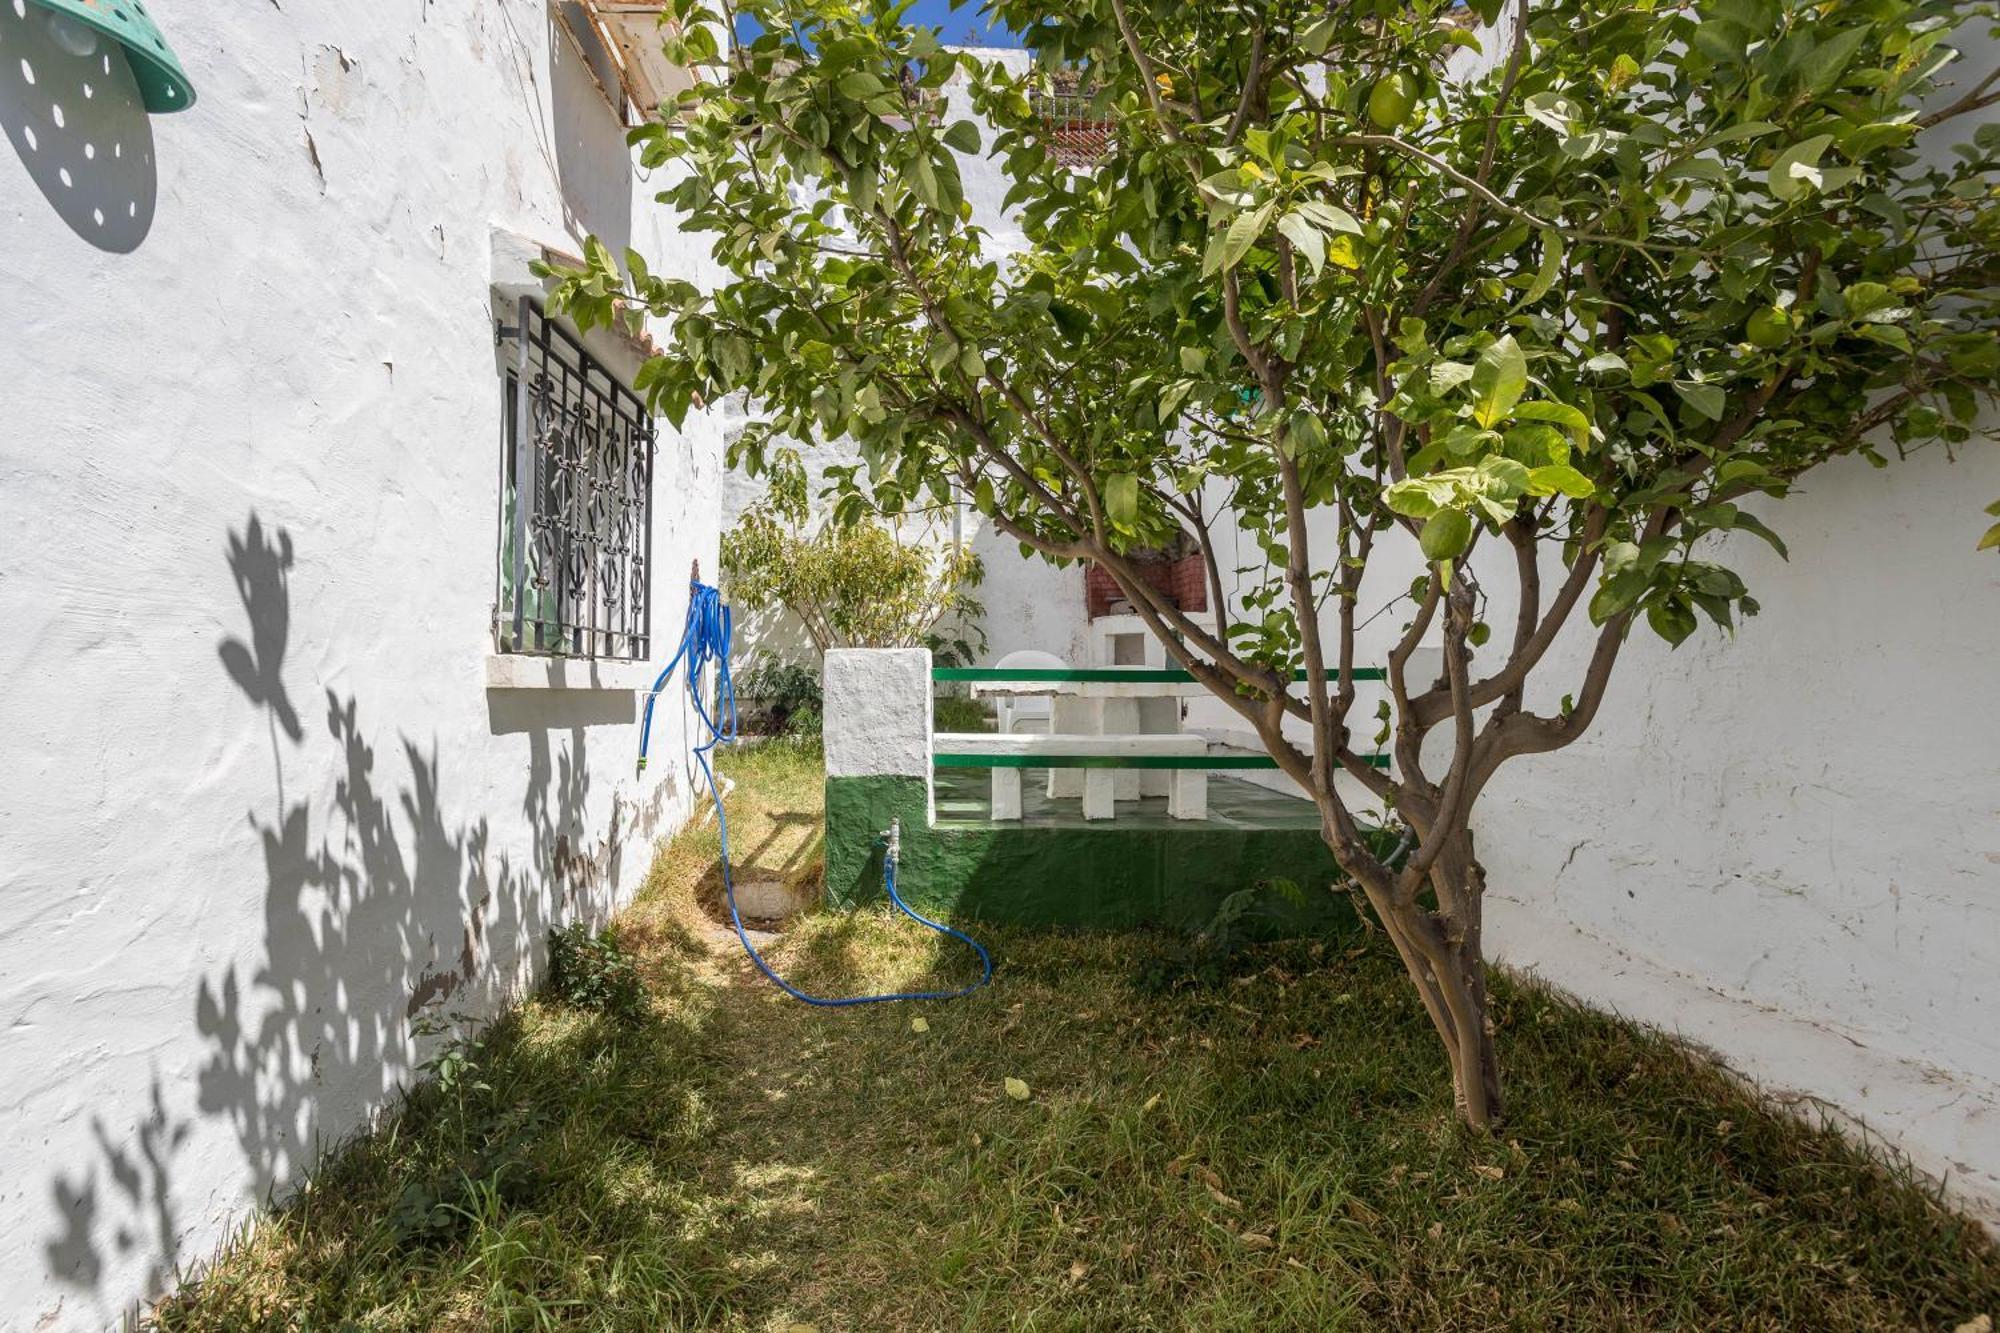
(989, 649, 1066, 734)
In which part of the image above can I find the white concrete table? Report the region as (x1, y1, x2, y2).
(934, 730, 1212, 821)
(964, 670, 1206, 803)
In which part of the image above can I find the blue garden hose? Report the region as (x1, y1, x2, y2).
(640, 580, 992, 1006)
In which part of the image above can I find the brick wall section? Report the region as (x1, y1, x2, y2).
(1085, 555, 1208, 619)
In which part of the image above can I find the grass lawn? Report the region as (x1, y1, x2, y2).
(159, 742, 2000, 1331)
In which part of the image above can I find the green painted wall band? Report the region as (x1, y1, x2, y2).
(933, 752, 1391, 770)
(931, 666, 1388, 683)
(823, 774, 1393, 933)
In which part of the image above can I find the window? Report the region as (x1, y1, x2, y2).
(1031, 73, 1112, 168)
(495, 298, 655, 661)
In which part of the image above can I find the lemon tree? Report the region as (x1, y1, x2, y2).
(553, 0, 2000, 1127)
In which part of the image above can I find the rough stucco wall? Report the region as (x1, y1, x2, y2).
(824, 647, 934, 780)
(1178, 391, 2000, 1227)
(0, 4, 723, 1327)
(1474, 444, 2000, 1223)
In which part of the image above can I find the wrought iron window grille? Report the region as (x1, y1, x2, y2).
(494, 298, 655, 662)
(1029, 85, 1113, 168)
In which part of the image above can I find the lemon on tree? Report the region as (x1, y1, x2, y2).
(1745, 304, 1793, 350)
(1368, 71, 1418, 129)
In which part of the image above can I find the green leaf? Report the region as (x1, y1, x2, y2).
(837, 70, 883, 100)
(1647, 597, 1698, 646)
(1295, 200, 1363, 234)
(941, 119, 981, 153)
(1979, 522, 2000, 552)
(1420, 509, 1473, 561)
(1301, 12, 1338, 54)
(1700, 120, 1781, 148)
(1004, 1077, 1032, 1102)
(1768, 134, 1834, 202)
(1215, 202, 1275, 275)
(1518, 231, 1564, 307)
(1471, 335, 1528, 429)
(1590, 571, 1645, 624)
(1673, 380, 1726, 422)
(1528, 464, 1596, 498)
(1523, 91, 1580, 136)
(1732, 512, 1788, 559)
(1103, 472, 1139, 527)
(1276, 211, 1326, 280)
(1799, 26, 1870, 95)
(1513, 400, 1592, 448)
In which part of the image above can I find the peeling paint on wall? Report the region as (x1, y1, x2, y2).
(0, 2, 725, 1326)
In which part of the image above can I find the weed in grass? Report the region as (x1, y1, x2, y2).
(156, 742, 2000, 1332)
(545, 920, 648, 1023)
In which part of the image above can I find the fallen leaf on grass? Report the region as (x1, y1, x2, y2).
(1472, 1164, 1505, 1181)
(1239, 1231, 1275, 1250)
(1208, 1185, 1244, 1211)
(1953, 1318, 1991, 1333)
(1004, 1077, 1031, 1101)
(1140, 1091, 1162, 1114)
(910, 1016, 929, 1033)
(1068, 1261, 1088, 1281)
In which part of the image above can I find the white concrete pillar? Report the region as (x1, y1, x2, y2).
(1048, 696, 1092, 798)
(824, 647, 934, 818)
(1168, 768, 1208, 821)
(1083, 769, 1116, 820)
(990, 766, 1022, 820)
(1101, 697, 1142, 800)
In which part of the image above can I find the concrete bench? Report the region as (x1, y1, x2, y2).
(933, 731, 1212, 821)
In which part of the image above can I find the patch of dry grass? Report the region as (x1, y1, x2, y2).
(157, 741, 2000, 1331)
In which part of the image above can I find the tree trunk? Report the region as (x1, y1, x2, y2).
(1339, 842, 1503, 1128)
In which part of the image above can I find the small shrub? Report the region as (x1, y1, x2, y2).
(545, 921, 647, 1022)
(736, 657, 823, 736)
(932, 692, 991, 732)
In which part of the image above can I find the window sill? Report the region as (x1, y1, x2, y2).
(485, 653, 658, 692)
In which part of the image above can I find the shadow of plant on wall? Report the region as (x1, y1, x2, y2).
(40, 512, 669, 1320)
(217, 515, 302, 744)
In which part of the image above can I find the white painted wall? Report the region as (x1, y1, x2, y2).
(1177, 355, 2000, 1232)
(0, 3, 725, 1326)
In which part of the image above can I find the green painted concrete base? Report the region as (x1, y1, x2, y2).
(826, 775, 1384, 935)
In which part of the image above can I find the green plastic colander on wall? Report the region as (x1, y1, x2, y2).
(22, 0, 194, 112)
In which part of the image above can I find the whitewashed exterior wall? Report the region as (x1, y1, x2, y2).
(0, 4, 724, 1327)
(1184, 443, 2000, 1229)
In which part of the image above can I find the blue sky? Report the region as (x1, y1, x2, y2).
(735, 1, 1021, 49)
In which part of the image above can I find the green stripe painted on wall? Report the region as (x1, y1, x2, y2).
(824, 775, 1392, 934)
(931, 666, 1388, 683)
(932, 753, 1392, 770)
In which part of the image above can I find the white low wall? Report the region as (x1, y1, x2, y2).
(1476, 444, 2000, 1227)
(0, 4, 723, 1327)
(1179, 439, 2000, 1227)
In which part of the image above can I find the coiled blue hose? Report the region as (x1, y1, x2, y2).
(641, 580, 992, 1007)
